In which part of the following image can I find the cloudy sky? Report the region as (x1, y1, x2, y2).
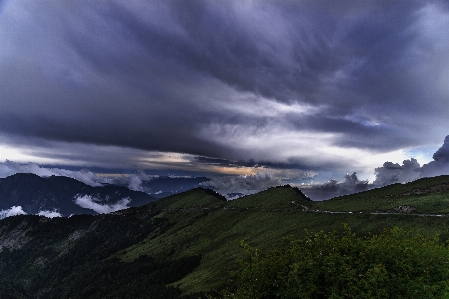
(1, 0, 449, 196)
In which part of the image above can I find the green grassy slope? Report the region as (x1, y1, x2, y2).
(228, 185, 311, 208)
(150, 188, 227, 209)
(113, 183, 449, 294)
(313, 175, 449, 213)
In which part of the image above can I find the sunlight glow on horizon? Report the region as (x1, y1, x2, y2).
(0, 145, 60, 165)
(0, 137, 444, 185)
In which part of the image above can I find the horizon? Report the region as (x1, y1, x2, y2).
(2, 149, 449, 201)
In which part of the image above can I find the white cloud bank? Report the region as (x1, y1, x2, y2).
(0, 206, 61, 220)
(0, 206, 27, 220)
(37, 210, 62, 218)
(74, 195, 131, 214)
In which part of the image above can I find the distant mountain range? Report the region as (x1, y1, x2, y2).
(0, 173, 156, 217)
(140, 176, 210, 198)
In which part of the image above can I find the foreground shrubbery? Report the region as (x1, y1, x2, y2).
(223, 225, 449, 299)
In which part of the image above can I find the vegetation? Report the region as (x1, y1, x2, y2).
(224, 225, 449, 298)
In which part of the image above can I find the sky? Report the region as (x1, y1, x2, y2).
(1, 0, 449, 199)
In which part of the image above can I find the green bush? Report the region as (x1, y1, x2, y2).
(225, 225, 449, 298)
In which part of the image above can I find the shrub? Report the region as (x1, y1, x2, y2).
(225, 225, 449, 299)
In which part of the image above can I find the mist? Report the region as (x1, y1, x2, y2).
(0, 160, 152, 191)
(74, 195, 131, 214)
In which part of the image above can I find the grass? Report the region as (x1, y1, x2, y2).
(228, 185, 311, 209)
(313, 176, 449, 214)
(150, 188, 226, 209)
(313, 193, 449, 213)
(111, 181, 449, 294)
(334, 175, 449, 199)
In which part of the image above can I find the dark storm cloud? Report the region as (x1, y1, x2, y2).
(430, 136, 449, 163)
(420, 136, 449, 178)
(373, 136, 449, 186)
(1, 0, 449, 172)
(373, 158, 421, 186)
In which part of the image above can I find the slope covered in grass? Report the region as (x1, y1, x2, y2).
(228, 185, 311, 209)
(314, 175, 449, 213)
(150, 187, 227, 209)
(112, 184, 449, 294)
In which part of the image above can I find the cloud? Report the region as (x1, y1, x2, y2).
(420, 136, 449, 178)
(0, 206, 27, 219)
(302, 172, 369, 201)
(373, 135, 449, 186)
(74, 195, 131, 214)
(299, 135, 449, 200)
(37, 210, 62, 218)
(126, 169, 152, 191)
(0, 0, 448, 177)
(201, 172, 284, 199)
(373, 158, 421, 186)
(0, 160, 155, 191)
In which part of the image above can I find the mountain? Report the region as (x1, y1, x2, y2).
(140, 176, 211, 198)
(0, 173, 156, 216)
(0, 179, 449, 298)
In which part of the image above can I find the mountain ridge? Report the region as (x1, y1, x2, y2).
(0, 173, 156, 216)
